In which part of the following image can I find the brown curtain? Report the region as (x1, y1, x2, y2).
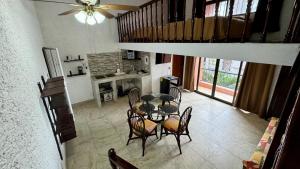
(183, 56, 196, 91)
(234, 62, 276, 118)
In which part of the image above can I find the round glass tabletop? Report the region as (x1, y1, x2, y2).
(141, 95, 155, 102)
(139, 103, 155, 113)
(160, 104, 178, 114)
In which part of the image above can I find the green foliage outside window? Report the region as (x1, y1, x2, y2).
(202, 69, 238, 89)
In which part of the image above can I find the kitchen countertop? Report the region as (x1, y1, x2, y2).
(91, 73, 150, 83)
(91, 72, 151, 107)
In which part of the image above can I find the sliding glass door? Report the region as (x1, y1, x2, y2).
(196, 57, 217, 96)
(195, 57, 245, 104)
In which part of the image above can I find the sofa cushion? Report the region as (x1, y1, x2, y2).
(243, 117, 279, 169)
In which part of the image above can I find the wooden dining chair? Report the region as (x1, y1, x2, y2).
(161, 106, 192, 154)
(126, 109, 158, 156)
(159, 87, 182, 115)
(128, 88, 146, 116)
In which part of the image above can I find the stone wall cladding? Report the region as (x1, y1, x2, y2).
(87, 51, 151, 76)
(0, 1, 63, 169)
(87, 52, 122, 76)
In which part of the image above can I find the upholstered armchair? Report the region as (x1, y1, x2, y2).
(161, 106, 192, 154)
(127, 109, 158, 156)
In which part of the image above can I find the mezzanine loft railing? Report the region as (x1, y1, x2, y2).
(116, 0, 300, 43)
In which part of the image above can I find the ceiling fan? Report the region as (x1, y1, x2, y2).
(31, 0, 139, 25)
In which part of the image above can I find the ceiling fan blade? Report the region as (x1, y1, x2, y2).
(58, 8, 81, 16)
(97, 4, 139, 11)
(94, 0, 101, 6)
(30, 0, 80, 6)
(95, 8, 115, 19)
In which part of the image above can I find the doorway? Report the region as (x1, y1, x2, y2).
(172, 55, 185, 86)
(195, 57, 246, 104)
(42, 47, 64, 78)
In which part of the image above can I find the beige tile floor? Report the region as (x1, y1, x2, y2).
(67, 92, 268, 169)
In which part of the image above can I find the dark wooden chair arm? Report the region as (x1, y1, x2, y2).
(108, 148, 138, 169)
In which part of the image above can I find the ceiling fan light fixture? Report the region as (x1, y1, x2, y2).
(75, 11, 87, 24)
(94, 12, 105, 24)
(86, 15, 97, 25)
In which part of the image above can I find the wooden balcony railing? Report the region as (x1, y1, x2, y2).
(116, 0, 300, 43)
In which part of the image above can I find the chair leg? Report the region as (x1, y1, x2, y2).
(160, 126, 164, 139)
(175, 135, 182, 154)
(127, 130, 133, 145)
(142, 137, 146, 156)
(186, 128, 192, 141)
(155, 128, 158, 139)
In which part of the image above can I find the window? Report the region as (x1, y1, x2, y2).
(195, 57, 246, 104)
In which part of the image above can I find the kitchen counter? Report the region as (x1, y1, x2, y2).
(91, 73, 151, 107)
(91, 72, 150, 83)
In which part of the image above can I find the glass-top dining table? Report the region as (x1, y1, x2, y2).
(139, 93, 177, 123)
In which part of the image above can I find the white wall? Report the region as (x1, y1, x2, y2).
(34, 0, 150, 104)
(150, 53, 172, 94)
(34, 2, 119, 104)
(0, 1, 65, 168)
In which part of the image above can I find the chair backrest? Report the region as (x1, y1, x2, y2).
(169, 87, 182, 103)
(108, 148, 138, 169)
(127, 110, 145, 136)
(128, 88, 141, 109)
(178, 107, 192, 133)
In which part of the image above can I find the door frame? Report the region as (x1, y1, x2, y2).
(195, 57, 244, 105)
